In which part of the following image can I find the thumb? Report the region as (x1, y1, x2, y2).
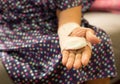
(86, 29, 101, 44)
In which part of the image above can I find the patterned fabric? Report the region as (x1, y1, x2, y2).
(0, 0, 116, 84)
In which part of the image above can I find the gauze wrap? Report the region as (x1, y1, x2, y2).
(58, 23, 87, 51)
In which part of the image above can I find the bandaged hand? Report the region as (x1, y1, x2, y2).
(58, 23, 100, 70)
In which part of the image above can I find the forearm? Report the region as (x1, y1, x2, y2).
(57, 6, 87, 51)
(56, 6, 82, 28)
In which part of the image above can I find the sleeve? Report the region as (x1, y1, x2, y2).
(82, 0, 95, 13)
(56, 0, 94, 12)
(56, 0, 82, 10)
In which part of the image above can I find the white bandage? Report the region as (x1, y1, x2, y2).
(58, 23, 80, 38)
(60, 37, 87, 51)
(58, 22, 87, 51)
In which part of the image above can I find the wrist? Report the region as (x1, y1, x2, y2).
(57, 22, 87, 52)
(58, 22, 80, 37)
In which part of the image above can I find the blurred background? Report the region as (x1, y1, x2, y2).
(84, 0, 120, 84)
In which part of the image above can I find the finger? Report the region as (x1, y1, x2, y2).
(66, 50, 76, 70)
(86, 28, 95, 34)
(86, 28, 101, 44)
(81, 46, 92, 66)
(62, 50, 69, 66)
(73, 49, 82, 69)
(70, 28, 86, 37)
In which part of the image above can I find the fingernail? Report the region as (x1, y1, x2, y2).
(66, 64, 72, 70)
(82, 57, 88, 66)
(62, 61, 66, 66)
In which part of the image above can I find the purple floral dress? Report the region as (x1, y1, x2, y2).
(0, 0, 116, 84)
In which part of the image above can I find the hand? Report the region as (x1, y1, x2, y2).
(70, 27, 100, 44)
(61, 27, 100, 70)
(62, 46, 91, 70)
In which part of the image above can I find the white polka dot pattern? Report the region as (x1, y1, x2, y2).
(0, 0, 117, 84)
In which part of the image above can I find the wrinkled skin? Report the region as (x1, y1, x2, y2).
(61, 27, 101, 70)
